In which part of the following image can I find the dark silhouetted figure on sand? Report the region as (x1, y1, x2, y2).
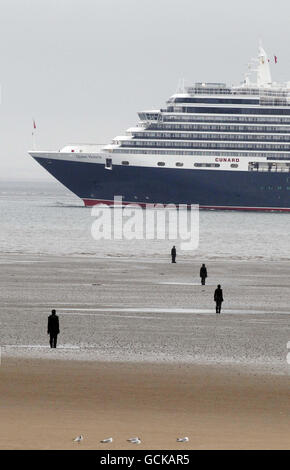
(214, 285, 223, 314)
(47, 309, 60, 348)
(171, 246, 176, 263)
(200, 264, 207, 285)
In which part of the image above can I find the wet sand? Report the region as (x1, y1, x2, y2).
(0, 254, 290, 449)
(1, 254, 290, 369)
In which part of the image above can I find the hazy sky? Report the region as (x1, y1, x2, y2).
(0, 0, 289, 180)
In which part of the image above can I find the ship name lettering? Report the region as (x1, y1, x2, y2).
(215, 157, 240, 163)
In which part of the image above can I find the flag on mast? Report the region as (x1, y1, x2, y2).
(32, 119, 37, 149)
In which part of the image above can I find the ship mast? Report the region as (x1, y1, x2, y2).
(257, 40, 272, 87)
(242, 42, 273, 89)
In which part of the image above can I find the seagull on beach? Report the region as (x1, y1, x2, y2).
(177, 437, 189, 442)
(127, 437, 141, 444)
(73, 435, 84, 442)
(100, 437, 113, 443)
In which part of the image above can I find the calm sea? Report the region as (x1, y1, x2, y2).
(0, 179, 289, 261)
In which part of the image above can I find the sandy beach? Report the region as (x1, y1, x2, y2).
(1, 358, 289, 450)
(0, 254, 290, 449)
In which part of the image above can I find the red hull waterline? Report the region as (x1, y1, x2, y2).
(83, 198, 290, 212)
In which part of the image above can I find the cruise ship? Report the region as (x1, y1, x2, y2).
(30, 44, 290, 211)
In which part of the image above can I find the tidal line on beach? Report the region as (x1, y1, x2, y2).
(56, 307, 290, 315)
(57, 312, 164, 320)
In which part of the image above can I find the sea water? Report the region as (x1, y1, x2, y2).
(0, 179, 289, 261)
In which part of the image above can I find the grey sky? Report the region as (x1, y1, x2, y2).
(0, 0, 289, 180)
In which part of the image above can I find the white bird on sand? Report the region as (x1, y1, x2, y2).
(177, 437, 189, 442)
(127, 437, 141, 444)
(100, 437, 113, 443)
(73, 435, 84, 442)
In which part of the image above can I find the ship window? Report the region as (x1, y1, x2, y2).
(194, 163, 220, 168)
(122, 161, 129, 165)
(231, 164, 239, 168)
(176, 162, 184, 167)
(157, 162, 165, 166)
